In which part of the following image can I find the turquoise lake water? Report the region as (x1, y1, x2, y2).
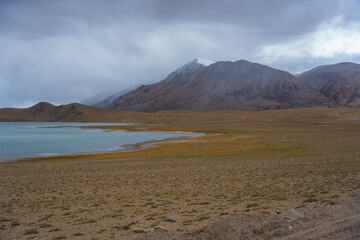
(0, 122, 199, 161)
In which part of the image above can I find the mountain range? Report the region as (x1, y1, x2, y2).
(88, 59, 359, 112)
(0, 102, 110, 122)
(0, 102, 151, 122)
(1, 59, 360, 120)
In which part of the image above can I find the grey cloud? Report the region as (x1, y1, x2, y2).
(339, 0, 360, 22)
(148, 0, 339, 37)
(0, 0, 358, 108)
(0, 0, 340, 39)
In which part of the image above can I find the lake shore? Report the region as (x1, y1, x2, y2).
(0, 134, 200, 163)
(0, 122, 202, 162)
(1, 108, 360, 239)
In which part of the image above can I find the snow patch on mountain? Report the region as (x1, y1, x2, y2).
(195, 58, 214, 66)
(172, 58, 214, 77)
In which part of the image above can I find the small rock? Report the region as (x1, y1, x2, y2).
(154, 226, 168, 230)
(163, 219, 176, 223)
(133, 228, 144, 233)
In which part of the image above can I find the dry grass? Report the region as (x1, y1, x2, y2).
(1, 108, 360, 239)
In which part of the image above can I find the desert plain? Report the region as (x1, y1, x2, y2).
(1, 108, 360, 239)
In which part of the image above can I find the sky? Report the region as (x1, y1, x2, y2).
(1, 0, 360, 108)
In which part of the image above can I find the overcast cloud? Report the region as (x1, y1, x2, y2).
(0, 0, 359, 108)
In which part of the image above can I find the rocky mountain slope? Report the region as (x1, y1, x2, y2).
(112, 59, 325, 112)
(298, 62, 360, 107)
(93, 84, 142, 109)
(94, 58, 209, 110)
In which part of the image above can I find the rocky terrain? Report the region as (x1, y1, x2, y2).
(135, 191, 360, 240)
(1, 108, 360, 239)
(298, 62, 360, 107)
(111, 59, 325, 112)
(80, 59, 360, 112)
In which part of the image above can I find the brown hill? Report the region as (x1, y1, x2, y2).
(0, 102, 142, 122)
(297, 62, 360, 107)
(113, 60, 325, 112)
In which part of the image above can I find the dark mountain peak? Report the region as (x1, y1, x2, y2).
(208, 59, 279, 72)
(30, 102, 55, 108)
(299, 61, 360, 79)
(301, 62, 359, 75)
(56, 103, 84, 114)
(334, 62, 359, 66)
(66, 103, 82, 108)
(52, 103, 114, 121)
(298, 62, 360, 106)
(213, 59, 259, 65)
(29, 102, 55, 113)
(235, 59, 252, 64)
(233, 59, 290, 74)
(200, 59, 295, 85)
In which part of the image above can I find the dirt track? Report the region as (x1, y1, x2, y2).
(135, 191, 360, 240)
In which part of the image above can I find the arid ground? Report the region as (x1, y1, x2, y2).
(1, 108, 360, 239)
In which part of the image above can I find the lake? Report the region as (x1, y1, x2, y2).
(0, 122, 199, 161)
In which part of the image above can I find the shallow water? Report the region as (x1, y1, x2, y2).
(0, 122, 198, 161)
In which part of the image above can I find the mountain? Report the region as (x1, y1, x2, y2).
(107, 58, 211, 111)
(80, 89, 119, 106)
(4, 60, 358, 118)
(0, 102, 119, 122)
(111, 59, 325, 112)
(297, 62, 360, 107)
(93, 84, 142, 109)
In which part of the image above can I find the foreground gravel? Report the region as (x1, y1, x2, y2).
(135, 191, 360, 240)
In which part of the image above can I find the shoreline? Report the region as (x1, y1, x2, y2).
(0, 128, 205, 164)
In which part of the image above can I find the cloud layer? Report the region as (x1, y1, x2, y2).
(0, 0, 359, 107)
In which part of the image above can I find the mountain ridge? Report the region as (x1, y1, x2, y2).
(298, 62, 360, 107)
(2, 59, 360, 117)
(0, 102, 117, 122)
(111, 59, 326, 112)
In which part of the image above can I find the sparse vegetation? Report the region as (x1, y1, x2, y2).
(52, 236, 66, 240)
(1, 109, 360, 239)
(246, 203, 260, 208)
(24, 228, 38, 235)
(121, 222, 135, 230)
(39, 223, 53, 228)
(40, 214, 54, 221)
(303, 198, 318, 203)
(11, 221, 20, 227)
